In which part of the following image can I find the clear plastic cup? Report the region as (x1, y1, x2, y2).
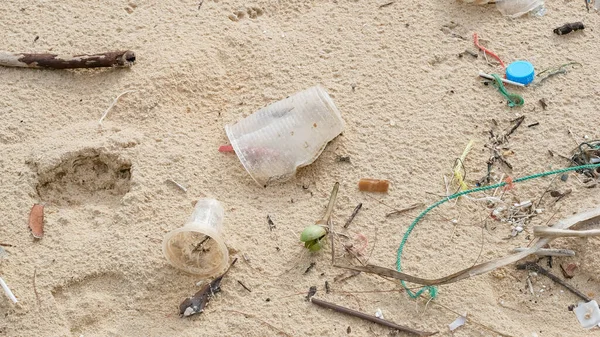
(225, 85, 345, 186)
(162, 199, 229, 277)
(495, 0, 545, 17)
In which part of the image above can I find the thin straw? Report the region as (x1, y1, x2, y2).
(0, 276, 17, 303)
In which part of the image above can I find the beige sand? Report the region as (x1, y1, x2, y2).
(1, 0, 599, 336)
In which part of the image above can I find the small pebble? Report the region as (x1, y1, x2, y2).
(560, 174, 569, 182)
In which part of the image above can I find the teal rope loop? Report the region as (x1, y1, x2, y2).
(396, 163, 600, 299)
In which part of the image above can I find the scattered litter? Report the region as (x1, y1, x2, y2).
(554, 22, 584, 35)
(179, 258, 237, 317)
(574, 300, 600, 329)
(448, 314, 467, 331)
(28, 204, 44, 239)
(375, 308, 384, 319)
(478, 116, 525, 186)
(560, 263, 578, 279)
(343, 189, 600, 298)
(517, 261, 591, 302)
(0, 276, 17, 303)
(358, 179, 390, 193)
(343, 203, 362, 228)
(560, 174, 569, 182)
(163, 199, 229, 277)
(224, 86, 345, 186)
(310, 295, 437, 336)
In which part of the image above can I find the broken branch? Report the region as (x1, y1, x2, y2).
(310, 297, 437, 336)
(0, 50, 136, 69)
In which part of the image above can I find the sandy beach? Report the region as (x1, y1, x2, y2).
(1, 0, 599, 336)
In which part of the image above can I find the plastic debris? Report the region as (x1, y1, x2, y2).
(495, 0, 546, 17)
(449, 314, 467, 331)
(574, 300, 600, 329)
(224, 85, 345, 186)
(358, 179, 390, 193)
(163, 199, 229, 277)
(554, 22, 584, 35)
(375, 308, 384, 320)
(0, 276, 17, 303)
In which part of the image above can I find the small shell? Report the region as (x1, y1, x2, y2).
(28, 204, 44, 239)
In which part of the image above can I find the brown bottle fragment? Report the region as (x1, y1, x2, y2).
(358, 179, 390, 193)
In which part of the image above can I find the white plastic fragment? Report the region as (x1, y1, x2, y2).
(0, 276, 17, 303)
(449, 314, 467, 331)
(375, 308, 384, 319)
(574, 300, 600, 329)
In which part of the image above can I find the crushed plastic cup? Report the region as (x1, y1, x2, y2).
(225, 85, 345, 186)
(495, 0, 545, 17)
(162, 199, 229, 278)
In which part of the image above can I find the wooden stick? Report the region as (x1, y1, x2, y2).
(516, 262, 591, 302)
(344, 203, 362, 228)
(511, 247, 575, 257)
(0, 50, 135, 69)
(533, 227, 600, 238)
(310, 297, 437, 336)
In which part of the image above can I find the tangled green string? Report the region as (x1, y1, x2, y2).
(491, 74, 524, 107)
(396, 163, 600, 299)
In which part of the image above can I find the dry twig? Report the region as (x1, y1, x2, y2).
(0, 50, 135, 69)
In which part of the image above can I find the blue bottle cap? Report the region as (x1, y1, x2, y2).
(506, 61, 535, 85)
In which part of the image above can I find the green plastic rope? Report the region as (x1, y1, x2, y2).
(396, 163, 600, 299)
(491, 73, 524, 107)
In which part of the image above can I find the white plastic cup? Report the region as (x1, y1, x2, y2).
(225, 85, 345, 186)
(495, 0, 545, 17)
(162, 199, 229, 277)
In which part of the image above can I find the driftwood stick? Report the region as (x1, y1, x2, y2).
(516, 262, 591, 302)
(533, 227, 600, 238)
(0, 50, 136, 69)
(310, 297, 437, 336)
(511, 247, 575, 257)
